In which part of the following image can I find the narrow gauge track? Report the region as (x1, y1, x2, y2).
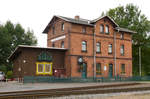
(0, 82, 146, 99)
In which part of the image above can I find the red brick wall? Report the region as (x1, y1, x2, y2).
(47, 16, 133, 78)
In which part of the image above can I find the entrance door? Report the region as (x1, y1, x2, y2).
(109, 64, 113, 77)
(82, 63, 87, 78)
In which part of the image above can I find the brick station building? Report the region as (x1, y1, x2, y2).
(9, 15, 136, 79)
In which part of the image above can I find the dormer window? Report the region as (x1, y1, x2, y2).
(61, 23, 64, 31)
(105, 25, 109, 34)
(100, 24, 104, 33)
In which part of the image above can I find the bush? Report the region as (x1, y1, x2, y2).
(6, 71, 13, 79)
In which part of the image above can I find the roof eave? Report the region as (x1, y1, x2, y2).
(115, 27, 137, 34)
(90, 16, 119, 27)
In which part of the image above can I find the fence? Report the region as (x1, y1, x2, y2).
(23, 76, 150, 83)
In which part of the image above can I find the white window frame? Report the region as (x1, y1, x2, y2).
(96, 42, 101, 53)
(120, 45, 124, 55)
(82, 41, 87, 51)
(108, 44, 112, 54)
(37, 64, 44, 73)
(105, 25, 109, 34)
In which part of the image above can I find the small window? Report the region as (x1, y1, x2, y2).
(100, 24, 104, 33)
(105, 25, 109, 34)
(121, 33, 124, 39)
(45, 64, 51, 73)
(120, 45, 124, 56)
(108, 44, 112, 54)
(82, 41, 87, 52)
(96, 63, 101, 75)
(82, 27, 86, 33)
(52, 26, 55, 34)
(52, 43, 55, 47)
(38, 64, 44, 73)
(96, 42, 101, 53)
(36, 62, 52, 75)
(61, 23, 64, 31)
(121, 64, 125, 74)
(61, 41, 64, 48)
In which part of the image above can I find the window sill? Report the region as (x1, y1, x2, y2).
(121, 54, 124, 56)
(100, 32, 104, 34)
(96, 52, 101, 54)
(81, 50, 87, 53)
(120, 73, 126, 75)
(105, 32, 110, 35)
(96, 73, 102, 75)
(108, 53, 112, 55)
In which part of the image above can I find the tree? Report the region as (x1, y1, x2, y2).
(102, 4, 150, 76)
(0, 21, 37, 73)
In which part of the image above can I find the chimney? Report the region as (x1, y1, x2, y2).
(75, 15, 80, 20)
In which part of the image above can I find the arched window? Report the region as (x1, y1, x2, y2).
(100, 24, 104, 33)
(121, 64, 125, 74)
(96, 42, 101, 53)
(82, 41, 87, 51)
(120, 33, 124, 39)
(52, 26, 55, 34)
(82, 27, 86, 33)
(120, 45, 124, 56)
(96, 63, 101, 75)
(108, 44, 112, 54)
(61, 41, 64, 48)
(52, 43, 55, 47)
(61, 23, 64, 31)
(105, 25, 109, 34)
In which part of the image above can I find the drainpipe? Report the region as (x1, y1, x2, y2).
(114, 29, 118, 77)
(93, 25, 96, 79)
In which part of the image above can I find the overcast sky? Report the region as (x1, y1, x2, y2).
(0, 0, 149, 47)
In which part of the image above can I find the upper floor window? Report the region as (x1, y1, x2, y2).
(121, 33, 124, 39)
(61, 23, 64, 31)
(120, 45, 124, 56)
(96, 63, 101, 75)
(82, 27, 86, 33)
(52, 26, 55, 34)
(105, 25, 109, 34)
(100, 24, 104, 33)
(61, 41, 64, 48)
(96, 42, 101, 53)
(52, 43, 55, 47)
(121, 64, 125, 74)
(82, 41, 87, 52)
(108, 44, 112, 54)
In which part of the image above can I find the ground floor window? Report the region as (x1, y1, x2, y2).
(36, 62, 52, 75)
(96, 63, 101, 75)
(121, 64, 125, 74)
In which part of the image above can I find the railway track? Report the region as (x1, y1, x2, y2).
(0, 82, 149, 99)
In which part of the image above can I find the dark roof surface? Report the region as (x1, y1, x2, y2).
(57, 15, 93, 26)
(42, 15, 136, 34)
(115, 27, 137, 34)
(8, 45, 67, 61)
